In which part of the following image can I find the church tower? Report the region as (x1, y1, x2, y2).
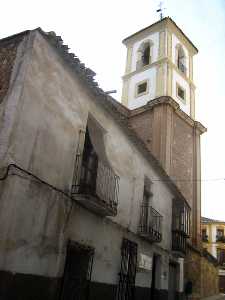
(122, 17, 197, 118)
(122, 17, 206, 249)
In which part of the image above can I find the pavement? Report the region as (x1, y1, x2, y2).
(201, 294, 225, 300)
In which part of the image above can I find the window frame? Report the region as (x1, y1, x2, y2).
(176, 83, 186, 104)
(135, 79, 149, 98)
(136, 39, 153, 70)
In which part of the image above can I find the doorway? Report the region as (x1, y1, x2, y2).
(61, 241, 94, 300)
(168, 262, 178, 300)
(150, 254, 161, 300)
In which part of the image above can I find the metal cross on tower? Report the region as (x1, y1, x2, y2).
(156, 1, 165, 20)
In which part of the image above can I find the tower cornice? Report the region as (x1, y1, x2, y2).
(122, 57, 196, 89)
(123, 17, 198, 55)
(129, 96, 206, 134)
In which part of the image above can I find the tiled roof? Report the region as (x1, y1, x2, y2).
(202, 217, 225, 224)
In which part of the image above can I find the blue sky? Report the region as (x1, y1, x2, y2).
(1, 0, 225, 219)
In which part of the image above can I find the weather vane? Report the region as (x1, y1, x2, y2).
(156, 1, 166, 20)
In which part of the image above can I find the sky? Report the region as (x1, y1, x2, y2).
(1, 0, 225, 220)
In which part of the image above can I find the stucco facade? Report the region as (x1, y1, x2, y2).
(0, 28, 189, 300)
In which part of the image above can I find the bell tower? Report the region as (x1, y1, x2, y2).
(121, 17, 197, 118)
(123, 17, 207, 248)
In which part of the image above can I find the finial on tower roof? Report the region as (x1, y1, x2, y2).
(156, 1, 166, 20)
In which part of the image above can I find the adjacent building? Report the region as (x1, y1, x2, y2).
(202, 217, 225, 293)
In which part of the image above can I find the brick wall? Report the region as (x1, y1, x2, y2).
(184, 247, 219, 300)
(171, 113, 194, 206)
(128, 109, 154, 152)
(129, 102, 195, 205)
(0, 36, 23, 103)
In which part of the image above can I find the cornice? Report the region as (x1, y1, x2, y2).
(122, 57, 167, 80)
(123, 57, 196, 89)
(123, 17, 198, 55)
(129, 96, 207, 134)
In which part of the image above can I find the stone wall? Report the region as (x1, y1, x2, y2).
(201, 251, 219, 298)
(184, 246, 219, 300)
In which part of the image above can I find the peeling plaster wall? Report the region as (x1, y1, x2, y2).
(0, 31, 177, 292)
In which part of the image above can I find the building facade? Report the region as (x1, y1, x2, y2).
(0, 27, 192, 300)
(202, 217, 225, 293)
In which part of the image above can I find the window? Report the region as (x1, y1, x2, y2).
(138, 82, 147, 94)
(176, 44, 186, 74)
(135, 80, 149, 97)
(139, 177, 162, 243)
(136, 40, 153, 70)
(142, 44, 150, 66)
(116, 239, 137, 300)
(176, 83, 186, 103)
(172, 198, 190, 253)
(217, 248, 225, 265)
(71, 116, 120, 216)
(202, 229, 208, 242)
(178, 86, 185, 99)
(216, 228, 225, 242)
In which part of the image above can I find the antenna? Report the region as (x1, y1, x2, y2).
(156, 1, 166, 20)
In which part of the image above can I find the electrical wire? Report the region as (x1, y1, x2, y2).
(0, 163, 74, 231)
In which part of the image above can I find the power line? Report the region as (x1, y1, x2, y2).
(151, 178, 225, 182)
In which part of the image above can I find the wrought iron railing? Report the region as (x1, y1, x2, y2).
(139, 205, 162, 242)
(216, 235, 225, 243)
(172, 198, 191, 253)
(178, 61, 187, 74)
(172, 230, 187, 254)
(72, 155, 119, 211)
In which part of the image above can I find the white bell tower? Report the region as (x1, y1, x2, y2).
(121, 17, 198, 118)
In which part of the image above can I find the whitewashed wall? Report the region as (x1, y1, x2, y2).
(172, 70, 190, 115)
(130, 32, 159, 72)
(127, 66, 157, 109)
(0, 31, 177, 290)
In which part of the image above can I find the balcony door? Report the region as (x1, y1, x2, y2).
(80, 128, 98, 195)
(61, 241, 94, 300)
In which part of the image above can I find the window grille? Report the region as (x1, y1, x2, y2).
(116, 239, 138, 300)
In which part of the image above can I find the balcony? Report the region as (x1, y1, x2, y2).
(216, 235, 225, 243)
(139, 205, 162, 243)
(172, 198, 190, 254)
(202, 235, 209, 243)
(72, 158, 119, 217)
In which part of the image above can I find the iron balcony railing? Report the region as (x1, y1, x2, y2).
(139, 205, 162, 243)
(216, 235, 225, 243)
(72, 156, 119, 213)
(172, 198, 191, 254)
(178, 61, 187, 74)
(172, 230, 188, 254)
